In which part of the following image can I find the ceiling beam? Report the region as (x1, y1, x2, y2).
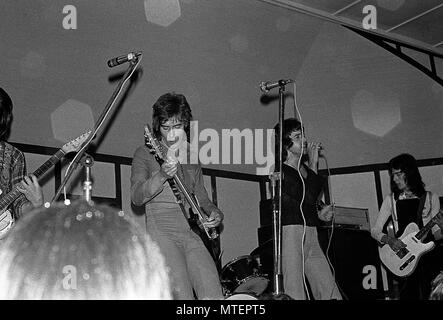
(333, 0, 361, 16)
(256, 0, 443, 56)
(386, 3, 443, 32)
(348, 26, 443, 86)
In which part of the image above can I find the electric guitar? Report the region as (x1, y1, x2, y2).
(0, 131, 91, 239)
(379, 210, 443, 277)
(143, 125, 218, 241)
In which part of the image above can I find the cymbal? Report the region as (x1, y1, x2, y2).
(250, 239, 273, 257)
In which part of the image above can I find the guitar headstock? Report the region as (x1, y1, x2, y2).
(61, 130, 92, 154)
(144, 125, 165, 162)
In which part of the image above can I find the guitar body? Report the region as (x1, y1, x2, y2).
(379, 222, 435, 277)
(0, 189, 14, 239)
(188, 208, 222, 271)
(0, 131, 90, 240)
(0, 209, 14, 240)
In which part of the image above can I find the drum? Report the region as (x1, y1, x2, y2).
(225, 293, 259, 300)
(220, 255, 269, 295)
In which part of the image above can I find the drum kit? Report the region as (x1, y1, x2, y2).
(220, 241, 274, 300)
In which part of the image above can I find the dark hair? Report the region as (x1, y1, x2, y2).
(388, 153, 425, 199)
(273, 118, 302, 167)
(152, 92, 192, 142)
(0, 201, 172, 299)
(0, 87, 13, 140)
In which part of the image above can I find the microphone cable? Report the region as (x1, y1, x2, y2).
(292, 82, 310, 300)
(321, 143, 348, 300)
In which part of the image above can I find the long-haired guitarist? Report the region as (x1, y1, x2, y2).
(130, 92, 224, 300)
(0, 88, 43, 230)
(371, 153, 443, 299)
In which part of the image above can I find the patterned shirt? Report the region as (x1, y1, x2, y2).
(0, 141, 29, 220)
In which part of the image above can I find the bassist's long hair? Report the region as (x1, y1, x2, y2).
(388, 153, 425, 199)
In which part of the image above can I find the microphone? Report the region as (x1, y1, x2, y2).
(259, 79, 294, 93)
(107, 51, 142, 68)
(303, 143, 324, 155)
(317, 144, 325, 157)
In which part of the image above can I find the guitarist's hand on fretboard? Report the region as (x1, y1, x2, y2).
(203, 210, 224, 228)
(16, 174, 44, 208)
(160, 157, 178, 179)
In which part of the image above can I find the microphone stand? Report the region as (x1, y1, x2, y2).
(51, 56, 141, 204)
(82, 154, 94, 203)
(270, 84, 292, 300)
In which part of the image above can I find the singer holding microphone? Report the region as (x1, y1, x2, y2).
(274, 118, 342, 300)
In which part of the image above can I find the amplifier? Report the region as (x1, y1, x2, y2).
(261, 200, 370, 231)
(326, 206, 370, 231)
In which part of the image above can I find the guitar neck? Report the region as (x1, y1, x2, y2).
(172, 174, 203, 217)
(0, 148, 65, 211)
(172, 173, 217, 240)
(143, 130, 218, 240)
(415, 211, 442, 241)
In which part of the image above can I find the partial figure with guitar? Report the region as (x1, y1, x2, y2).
(371, 153, 443, 300)
(0, 87, 44, 237)
(131, 92, 224, 300)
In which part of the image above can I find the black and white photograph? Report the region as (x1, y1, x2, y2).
(0, 0, 442, 312)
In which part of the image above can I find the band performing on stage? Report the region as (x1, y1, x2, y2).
(3, 0, 443, 305)
(1, 74, 443, 301)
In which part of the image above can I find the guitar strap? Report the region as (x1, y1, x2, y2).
(0, 142, 13, 194)
(390, 192, 428, 234)
(390, 194, 398, 235)
(415, 191, 429, 230)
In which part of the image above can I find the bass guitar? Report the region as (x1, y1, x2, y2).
(379, 210, 443, 277)
(0, 131, 91, 239)
(143, 125, 218, 241)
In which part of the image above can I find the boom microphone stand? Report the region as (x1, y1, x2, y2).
(51, 52, 142, 204)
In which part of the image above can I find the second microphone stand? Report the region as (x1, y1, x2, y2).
(270, 84, 292, 300)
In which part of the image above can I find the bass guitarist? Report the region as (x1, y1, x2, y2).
(130, 92, 224, 300)
(371, 153, 443, 299)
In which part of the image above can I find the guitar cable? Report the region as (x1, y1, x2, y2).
(323, 155, 337, 299)
(322, 156, 347, 300)
(292, 83, 347, 300)
(292, 82, 310, 300)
